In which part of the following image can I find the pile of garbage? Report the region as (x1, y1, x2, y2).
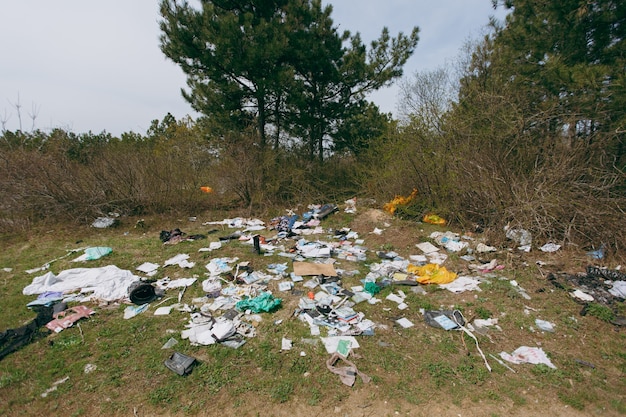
(6, 200, 625, 385)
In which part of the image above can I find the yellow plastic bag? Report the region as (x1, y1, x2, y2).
(383, 189, 418, 214)
(411, 263, 457, 284)
(423, 213, 446, 225)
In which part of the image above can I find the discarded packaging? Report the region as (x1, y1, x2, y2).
(500, 346, 556, 369)
(326, 352, 371, 386)
(164, 351, 196, 376)
(383, 189, 418, 215)
(423, 214, 446, 225)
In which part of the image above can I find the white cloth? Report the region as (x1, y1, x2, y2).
(23, 265, 139, 302)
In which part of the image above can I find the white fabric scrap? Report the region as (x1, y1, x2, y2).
(164, 254, 195, 268)
(499, 346, 556, 369)
(439, 276, 482, 293)
(157, 277, 197, 290)
(609, 281, 626, 298)
(23, 265, 139, 302)
(136, 262, 159, 275)
(154, 306, 173, 316)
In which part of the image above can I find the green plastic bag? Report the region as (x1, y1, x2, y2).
(236, 292, 282, 313)
(364, 281, 381, 295)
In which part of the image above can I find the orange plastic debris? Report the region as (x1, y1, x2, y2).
(200, 186, 213, 193)
(383, 189, 418, 214)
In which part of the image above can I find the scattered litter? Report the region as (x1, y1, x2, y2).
(281, 337, 292, 351)
(540, 243, 561, 253)
(326, 352, 371, 386)
(92, 216, 117, 228)
(571, 289, 594, 302)
(46, 305, 95, 333)
(23, 265, 140, 302)
(128, 281, 159, 305)
(469, 259, 504, 273)
(164, 351, 196, 376)
(72, 247, 112, 262)
(500, 346, 556, 369)
(489, 353, 516, 373)
(156, 277, 197, 290)
(162, 337, 179, 349)
(83, 363, 97, 374)
(586, 245, 606, 260)
(535, 319, 556, 333)
(415, 241, 439, 254)
(321, 336, 360, 354)
(609, 281, 626, 298)
(509, 280, 531, 300)
(412, 263, 457, 284)
(574, 359, 596, 369)
(198, 241, 222, 252)
(395, 318, 414, 328)
(439, 276, 482, 293)
(344, 198, 357, 214)
(124, 304, 149, 319)
(383, 189, 418, 215)
(154, 306, 173, 316)
(164, 254, 195, 269)
(476, 243, 497, 253)
(41, 376, 69, 397)
(136, 262, 159, 276)
(424, 310, 463, 330)
(423, 213, 446, 225)
(504, 225, 532, 247)
(470, 318, 501, 333)
(235, 292, 282, 313)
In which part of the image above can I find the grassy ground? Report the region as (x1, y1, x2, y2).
(0, 207, 624, 417)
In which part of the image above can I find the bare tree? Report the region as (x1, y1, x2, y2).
(28, 101, 40, 132)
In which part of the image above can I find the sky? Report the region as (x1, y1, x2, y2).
(0, 1, 508, 136)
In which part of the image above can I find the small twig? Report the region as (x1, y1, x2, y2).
(77, 323, 84, 343)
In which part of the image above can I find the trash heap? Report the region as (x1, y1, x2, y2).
(11, 199, 625, 384)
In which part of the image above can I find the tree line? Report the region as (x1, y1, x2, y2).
(0, 0, 623, 255)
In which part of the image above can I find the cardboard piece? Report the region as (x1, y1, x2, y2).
(293, 262, 337, 277)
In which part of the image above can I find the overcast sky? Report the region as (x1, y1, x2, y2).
(0, 1, 507, 136)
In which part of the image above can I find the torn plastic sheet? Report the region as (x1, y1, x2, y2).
(500, 346, 556, 369)
(124, 303, 149, 319)
(46, 305, 95, 333)
(156, 277, 197, 290)
(136, 262, 159, 276)
(326, 352, 371, 386)
(72, 247, 112, 262)
(164, 254, 195, 269)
